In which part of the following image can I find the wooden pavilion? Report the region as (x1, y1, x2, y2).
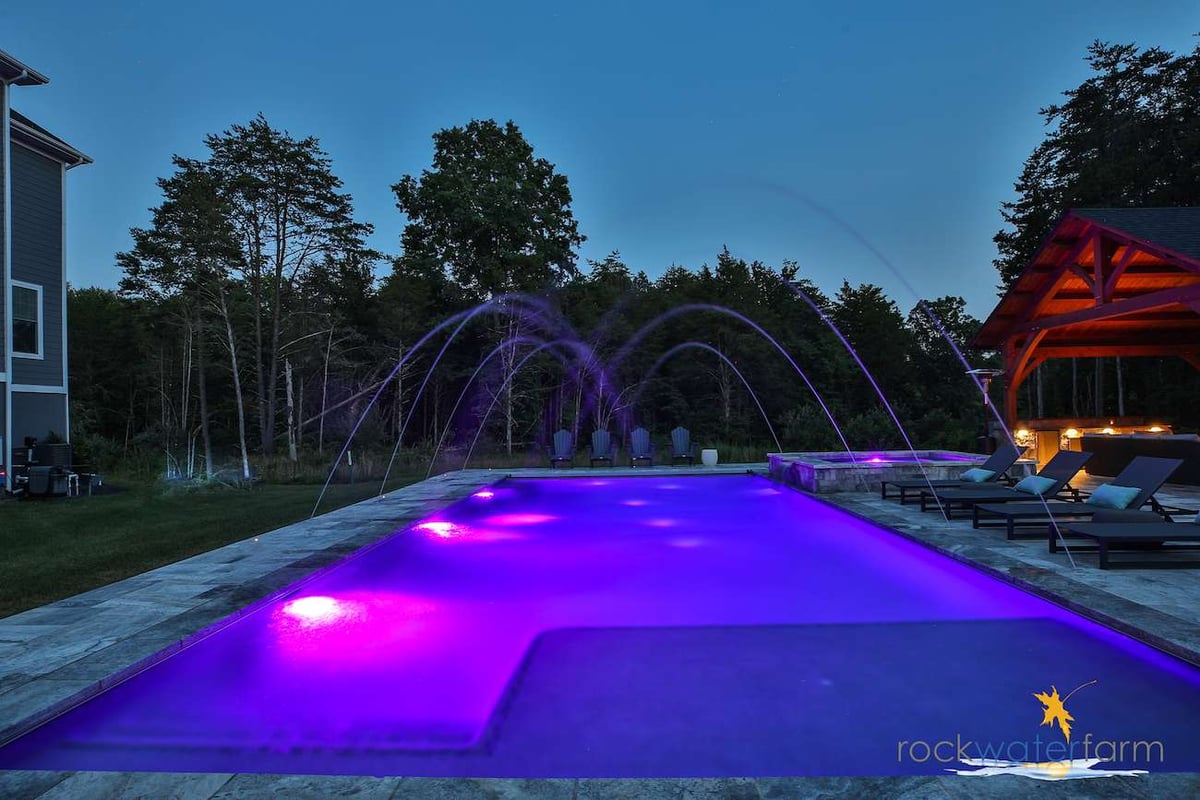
(973, 207, 1200, 426)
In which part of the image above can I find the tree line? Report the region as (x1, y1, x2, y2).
(67, 38, 1200, 480)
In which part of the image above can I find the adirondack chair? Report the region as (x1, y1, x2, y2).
(548, 429, 575, 468)
(629, 427, 654, 466)
(588, 429, 618, 467)
(670, 426, 698, 465)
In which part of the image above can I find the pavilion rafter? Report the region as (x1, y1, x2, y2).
(972, 208, 1200, 424)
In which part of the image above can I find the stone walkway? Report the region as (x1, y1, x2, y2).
(2, 465, 1200, 798)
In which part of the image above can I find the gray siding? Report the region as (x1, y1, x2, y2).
(1, 83, 7, 364)
(11, 391, 66, 443)
(10, 143, 63, 386)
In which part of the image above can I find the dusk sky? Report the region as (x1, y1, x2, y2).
(4, 1, 1199, 316)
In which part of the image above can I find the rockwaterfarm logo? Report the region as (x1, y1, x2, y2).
(897, 680, 1165, 781)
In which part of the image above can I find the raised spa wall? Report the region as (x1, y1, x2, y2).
(767, 450, 1037, 493)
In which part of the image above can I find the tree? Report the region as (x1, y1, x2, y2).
(830, 282, 914, 411)
(118, 158, 244, 478)
(994, 39, 1200, 288)
(393, 119, 585, 454)
(393, 119, 585, 298)
(906, 296, 988, 448)
(206, 114, 374, 455)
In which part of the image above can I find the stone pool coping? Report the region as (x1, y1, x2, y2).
(766, 449, 1037, 494)
(2, 465, 1200, 798)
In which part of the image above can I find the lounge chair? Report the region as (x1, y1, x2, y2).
(670, 426, 698, 465)
(548, 429, 574, 468)
(880, 442, 1023, 504)
(973, 456, 1184, 539)
(588, 429, 618, 467)
(629, 427, 654, 466)
(919, 450, 1093, 516)
(1055, 509, 1200, 569)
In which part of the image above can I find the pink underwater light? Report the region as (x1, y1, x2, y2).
(483, 513, 557, 526)
(416, 521, 467, 539)
(282, 596, 346, 625)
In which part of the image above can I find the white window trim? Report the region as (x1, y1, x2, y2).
(11, 384, 66, 394)
(11, 280, 44, 360)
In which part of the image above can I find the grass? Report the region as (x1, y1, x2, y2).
(0, 475, 421, 620)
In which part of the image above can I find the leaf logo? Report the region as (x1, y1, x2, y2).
(1033, 680, 1097, 742)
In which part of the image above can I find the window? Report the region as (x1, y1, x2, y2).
(12, 282, 43, 358)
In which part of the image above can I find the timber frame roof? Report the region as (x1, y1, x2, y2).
(973, 207, 1200, 423)
(975, 207, 1200, 359)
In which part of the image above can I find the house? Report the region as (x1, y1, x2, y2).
(1, 48, 91, 488)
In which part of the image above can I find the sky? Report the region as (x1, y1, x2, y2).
(4, 1, 1199, 317)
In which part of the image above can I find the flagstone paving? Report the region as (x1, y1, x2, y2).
(2, 465, 1199, 798)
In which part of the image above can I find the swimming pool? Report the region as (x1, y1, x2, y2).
(1, 475, 1197, 777)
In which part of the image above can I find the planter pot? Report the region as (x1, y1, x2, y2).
(701, 448, 719, 467)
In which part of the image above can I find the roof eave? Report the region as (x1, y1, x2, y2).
(970, 209, 1083, 349)
(0, 49, 51, 86)
(10, 117, 92, 167)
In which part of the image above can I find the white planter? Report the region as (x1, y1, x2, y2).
(701, 448, 719, 467)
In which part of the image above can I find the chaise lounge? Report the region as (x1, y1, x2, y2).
(919, 450, 1092, 517)
(880, 442, 1022, 504)
(1054, 509, 1200, 569)
(972, 456, 1183, 539)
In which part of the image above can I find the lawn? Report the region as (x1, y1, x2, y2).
(0, 477, 421, 619)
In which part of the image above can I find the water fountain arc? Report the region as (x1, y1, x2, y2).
(631, 341, 783, 452)
(782, 281, 950, 522)
(375, 297, 588, 497)
(748, 181, 1077, 564)
(422, 335, 591, 480)
(462, 338, 597, 469)
(605, 302, 860, 473)
(312, 294, 567, 518)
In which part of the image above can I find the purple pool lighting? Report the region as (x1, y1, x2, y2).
(1, 475, 1199, 778)
(820, 451, 978, 465)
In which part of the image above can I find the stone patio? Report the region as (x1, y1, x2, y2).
(1, 465, 1199, 798)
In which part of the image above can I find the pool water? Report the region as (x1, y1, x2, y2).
(1, 475, 1198, 777)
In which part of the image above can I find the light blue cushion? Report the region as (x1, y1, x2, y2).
(1014, 475, 1056, 496)
(1085, 483, 1142, 510)
(959, 467, 995, 483)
